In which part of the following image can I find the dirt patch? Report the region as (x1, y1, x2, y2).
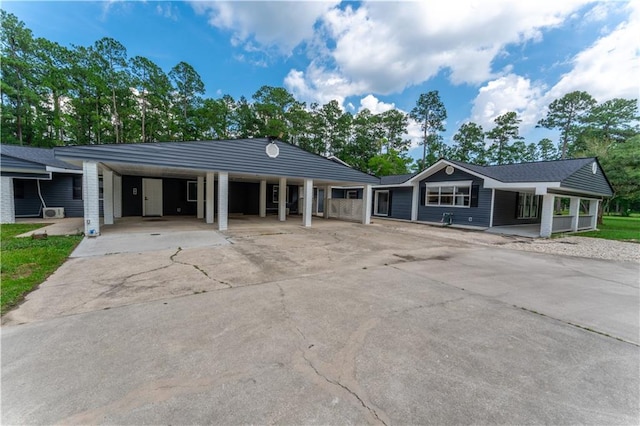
(9, 263, 38, 280)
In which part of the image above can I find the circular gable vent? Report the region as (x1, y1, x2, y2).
(445, 165, 454, 175)
(266, 142, 279, 158)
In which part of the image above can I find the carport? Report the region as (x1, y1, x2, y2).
(54, 139, 379, 236)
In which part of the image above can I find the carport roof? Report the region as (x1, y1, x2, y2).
(55, 139, 380, 185)
(1, 144, 80, 171)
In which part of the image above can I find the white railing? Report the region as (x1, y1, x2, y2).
(578, 215, 594, 230)
(328, 199, 363, 222)
(552, 215, 573, 232)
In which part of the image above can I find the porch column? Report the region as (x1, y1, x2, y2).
(206, 172, 215, 224)
(259, 179, 267, 218)
(278, 177, 287, 221)
(569, 197, 580, 232)
(411, 182, 419, 221)
(218, 172, 228, 231)
(302, 178, 313, 227)
(103, 169, 114, 225)
(588, 199, 599, 230)
(196, 176, 204, 219)
(83, 161, 100, 236)
(113, 174, 122, 218)
(539, 194, 555, 238)
(323, 185, 331, 219)
(362, 184, 372, 225)
(489, 189, 495, 228)
(0, 176, 15, 224)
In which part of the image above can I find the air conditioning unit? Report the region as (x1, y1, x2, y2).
(43, 207, 65, 219)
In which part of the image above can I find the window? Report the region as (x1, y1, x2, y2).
(426, 181, 472, 207)
(14, 180, 25, 199)
(72, 176, 82, 200)
(273, 185, 289, 203)
(517, 193, 538, 219)
(374, 191, 389, 216)
(98, 178, 104, 201)
(346, 190, 358, 199)
(187, 181, 197, 202)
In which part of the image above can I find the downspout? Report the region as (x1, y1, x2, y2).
(37, 179, 48, 210)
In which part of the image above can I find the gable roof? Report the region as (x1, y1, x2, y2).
(55, 139, 380, 185)
(447, 158, 596, 183)
(1, 144, 80, 170)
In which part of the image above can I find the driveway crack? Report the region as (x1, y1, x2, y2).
(170, 247, 232, 288)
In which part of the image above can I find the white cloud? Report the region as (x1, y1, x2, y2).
(190, 1, 339, 54)
(471, 74, 545, 131)
(358, 95, 395, 114)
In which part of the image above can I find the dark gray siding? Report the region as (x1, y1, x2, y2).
(122, 176, 143, 216)
(376, 187, 412, 220)
(331, 188, 363, 199)
(14, 174, 84, 217)
(492, 190, 541, 226)
(417, 168, 491, 227)
(562, 161, 613, 196)
(163, 178, 197, 216)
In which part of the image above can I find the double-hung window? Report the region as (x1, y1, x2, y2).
(517, 193, 538, 219)
(426, 181, 472, 207)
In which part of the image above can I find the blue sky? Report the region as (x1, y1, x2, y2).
(3, 1, 638, 160)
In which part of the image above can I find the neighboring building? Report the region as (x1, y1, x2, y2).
(53, 138, 380, 236)
(1, 144, 84, 224)
(371, 158, 613, 238)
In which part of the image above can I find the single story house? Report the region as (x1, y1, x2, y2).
(1, 144, 84, 223)
(49, 138, 380, 235)
(370, 158, 613, 238)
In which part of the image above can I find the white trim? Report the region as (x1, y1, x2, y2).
(409, 159, 499, 186)
(327, 155, 352, 167)
(424, 180, 472, 188)
(45, 166, 83, 174)
(374, 190, 390, 217)
(372, 183, 412, 189)
(217, 172, 228, 231)
(186, 180, 197, 202)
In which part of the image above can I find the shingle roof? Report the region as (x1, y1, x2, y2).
(1, 144, 80, 170)
(447, 158, 596, 183)
(380, 173, 416, 185)
(55, 139, 380, 184)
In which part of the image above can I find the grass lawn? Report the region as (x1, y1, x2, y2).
(1, 224, 82, 315)
(579, 216, 640, 243)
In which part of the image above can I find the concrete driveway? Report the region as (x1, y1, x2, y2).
(2, 220, 638, 424)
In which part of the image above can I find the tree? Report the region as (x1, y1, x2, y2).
(94, 37, 129, 143)
(252, 85, 295, 139)
(367, 149, 413, 176)
(537, 91, 596, 159)
(169, 61, 205, 141)
(130, 55, 172, 142)
(410, 91, 447, 169)
(537, 138, 558, 161)
(485, 111, 522, 164)
(379, 109, 409, 153)
(451, 122, 485, 163)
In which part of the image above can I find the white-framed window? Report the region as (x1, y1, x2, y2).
(98, 177, 104, 201)
(374, 190, 390, 216)
(273, 185, 289, 203)
(517, 193, 538, 219)
(187, 181, 197, 202)
(346, 190, 358, 199)
(426, 181, 472, 207)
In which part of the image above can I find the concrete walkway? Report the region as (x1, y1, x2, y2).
(15, 217, 83, 237)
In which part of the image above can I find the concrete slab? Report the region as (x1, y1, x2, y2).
(15, 217, 83, 237)
(2, 220, 639, 424)
(71, 230, 229, 257)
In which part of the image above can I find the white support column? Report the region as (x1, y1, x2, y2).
(103, 169, 114, 225)
(589, 199, 600, 230)
(259, 179, 267, 218)
(569, 197, 580, 232)
(362, 184, 372, 225)
(0, 176, 15, 224)
(539, 194, 555, 238)
(206, 172, 215, 224)
(83, 161, 100, 236)
(278, 177, 287, 221)
(411, 183, 419, 222)
(218, 172, 228, 231)
(302, 179, 313, 227)
(113, 174, 122, 218)
(323, 185, 331, 219)
(197, 176, 204, 219)
(489, 189, 495, 228)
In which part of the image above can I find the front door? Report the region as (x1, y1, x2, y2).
(375, 190, 389, 216)
(143, 178, 163, 216)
